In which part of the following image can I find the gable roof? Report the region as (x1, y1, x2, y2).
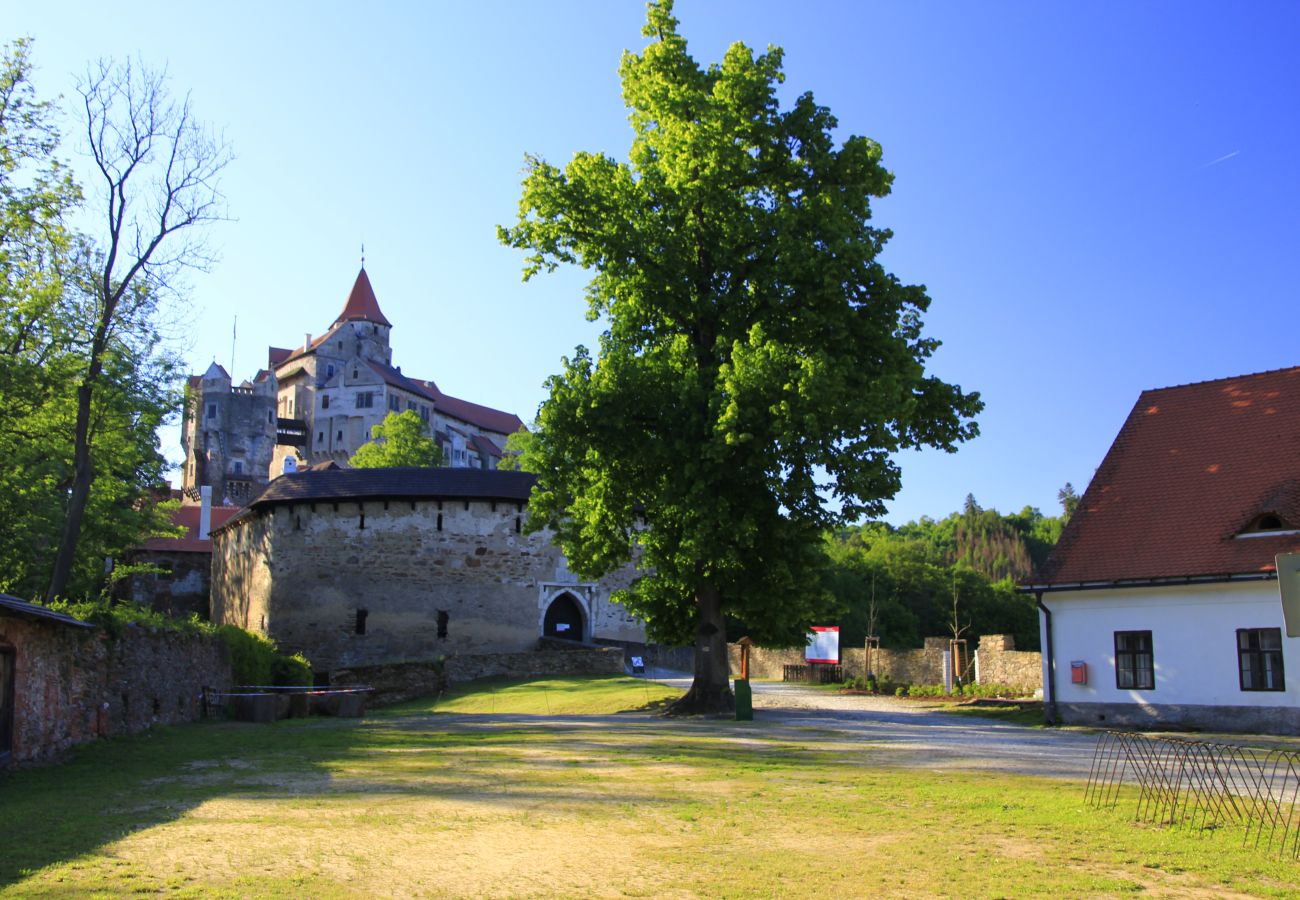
(365, 359, 438, 403)
(334, 267, 391, 327)
(1031, 366, 1300, 588)
(414, 379, 524, 436)
(139, 504, 243, 554)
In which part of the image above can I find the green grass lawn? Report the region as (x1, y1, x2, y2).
(1, 676, 1295, 897)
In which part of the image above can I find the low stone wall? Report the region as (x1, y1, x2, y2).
(336, 645, 626, 707)
(1, 615, 232, 768)
(973, 634, 1042, 692)
(728, 634, 1042, 692)
(446, 646, 624, 683)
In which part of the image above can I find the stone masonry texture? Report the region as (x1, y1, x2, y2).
(211, 497, 644, 674)
(0, 613, 232, 768)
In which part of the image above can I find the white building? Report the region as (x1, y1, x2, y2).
(1025, 366, 1300, 734)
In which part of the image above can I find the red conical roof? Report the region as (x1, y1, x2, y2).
(334, 268, 391, 327)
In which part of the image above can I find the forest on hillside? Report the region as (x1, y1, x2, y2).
(819, 488, 1077, 652)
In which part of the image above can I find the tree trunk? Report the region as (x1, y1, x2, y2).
(46, 381, 95, 600)
(666, 585, 734, 716)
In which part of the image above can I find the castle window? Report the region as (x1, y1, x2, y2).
(327, 364, 335, 379)
(419, 406, 429, 422)
(337, 430, 343, 442)
(318, 432, 324, 443)
(206, 403, 217, 420)
(322, 395, 330, 409)
(388, 394, 400, 411)
(232, 460, 243, 475)
(356, 392, 374, 409)
(408, 400, 416, 412)
(436, 610, 449, 639)
(267, 411, 273, 424)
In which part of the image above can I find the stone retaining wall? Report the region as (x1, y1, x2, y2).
(334, 645, 626, 707)
(727, 634, 1042, 692)
(973, 634, 1042, 692)
(0, 615, 231, 768)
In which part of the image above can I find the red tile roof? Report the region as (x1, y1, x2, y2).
(139, 504, 243, 554)
(414, 378, 524, 436)
(334, 267, 391, 327)
(1032, 366, 1300, 587)
(365, 359, 438, 403)
(267, 347, 292, 368)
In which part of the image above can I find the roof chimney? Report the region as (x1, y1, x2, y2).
(198, 486, 213, 540)
(304, 333, 312, 350)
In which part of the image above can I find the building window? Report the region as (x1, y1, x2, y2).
(407, 400, 416, 412)
(318, 432, 324, 443)
(232, 460, 243, 475)
(1238, 628, 1285, 691)
(356, 392, 374, 409)
(355, 609, 368, 635)
(327, 364, 335, 379)
(206, 403, 217, 420)
(1115, 631, 1154, 690)
(337, 430, 343, 442)
(388, 394, 400, 411)
(322, 395, 330, 409)
(288, 399, 294, 415)
(419, 406, 429, 422)
(437, 610, 449, 639)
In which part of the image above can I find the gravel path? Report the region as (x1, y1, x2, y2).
(652, 676, 1103, 779)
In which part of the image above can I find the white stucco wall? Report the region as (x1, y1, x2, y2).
(1039, 580, 1299, 710)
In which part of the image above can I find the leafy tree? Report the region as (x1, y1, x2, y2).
(0, 41, 184, 600)
(1057, 482, 1080, 520)
(350, 410, 443, 469)
(499, 2, 981, 713)
(46, 57, 232, 600)
(495, 426, 537, 472)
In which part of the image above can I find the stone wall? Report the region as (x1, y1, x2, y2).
(727, 635, 1042, 691)
(211, 499, 644, 675)
(973, 634, 1042, 692)
(121, 548, 212, 619)
(334, 646, 625, 706)
(0, 614, 232, 768)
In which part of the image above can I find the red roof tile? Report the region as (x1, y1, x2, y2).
(334, 267, 391, 327)
(414, 378, 524, 436)
(1033, 366, 1300, 586)
(267, 347, 292, 368)
(139, 504, 242, 554)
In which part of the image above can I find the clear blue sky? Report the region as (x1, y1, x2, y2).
(8, 1, 1299, 525)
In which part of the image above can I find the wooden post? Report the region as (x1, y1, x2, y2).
(737, 636, 753, 681)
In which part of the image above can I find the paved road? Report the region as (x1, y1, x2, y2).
(652, 676, 1103, 780)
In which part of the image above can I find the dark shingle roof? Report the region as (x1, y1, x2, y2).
(0, 594, 95, 628)
(1032, 366, 1300, 587)
(242, 467, 537, 512)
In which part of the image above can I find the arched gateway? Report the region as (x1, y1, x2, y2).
(542, 593, 585, 641)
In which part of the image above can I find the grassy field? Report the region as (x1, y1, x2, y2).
(1, 676, 1296, 898)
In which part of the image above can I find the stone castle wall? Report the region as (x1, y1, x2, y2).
(0, 615, 231, 768)
(211, 498, 644, 674)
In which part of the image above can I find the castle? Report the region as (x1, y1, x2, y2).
(181, 268, 524, 504)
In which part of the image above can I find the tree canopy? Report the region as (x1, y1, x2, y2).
(349, 410, 443, 469)
(500, 2, 981, 713)
(0, 40, 193, 600)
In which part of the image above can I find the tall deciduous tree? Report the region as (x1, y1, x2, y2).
(350, 410, 444, 469)
(46, 58, 231, 600)
(500, 2, 981, 713)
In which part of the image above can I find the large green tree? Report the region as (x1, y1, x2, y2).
(500, 2, 981, 713)
(350, 410, 443, 469)
(0, 41, 184, 600)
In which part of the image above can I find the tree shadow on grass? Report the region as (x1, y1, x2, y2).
(0, 707, 831, 891)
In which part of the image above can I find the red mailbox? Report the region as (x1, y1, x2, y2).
(1070, 661, 1088, 684)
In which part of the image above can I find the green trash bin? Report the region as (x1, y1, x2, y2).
(734, 677, 753, 721)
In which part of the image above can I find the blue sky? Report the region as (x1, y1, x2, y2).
(7, 1, 1299, 525)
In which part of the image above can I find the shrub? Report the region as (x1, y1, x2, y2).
(218, 625, 277, 685)
(894, 686, 909, 697)
(272, 652, 313, 687)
